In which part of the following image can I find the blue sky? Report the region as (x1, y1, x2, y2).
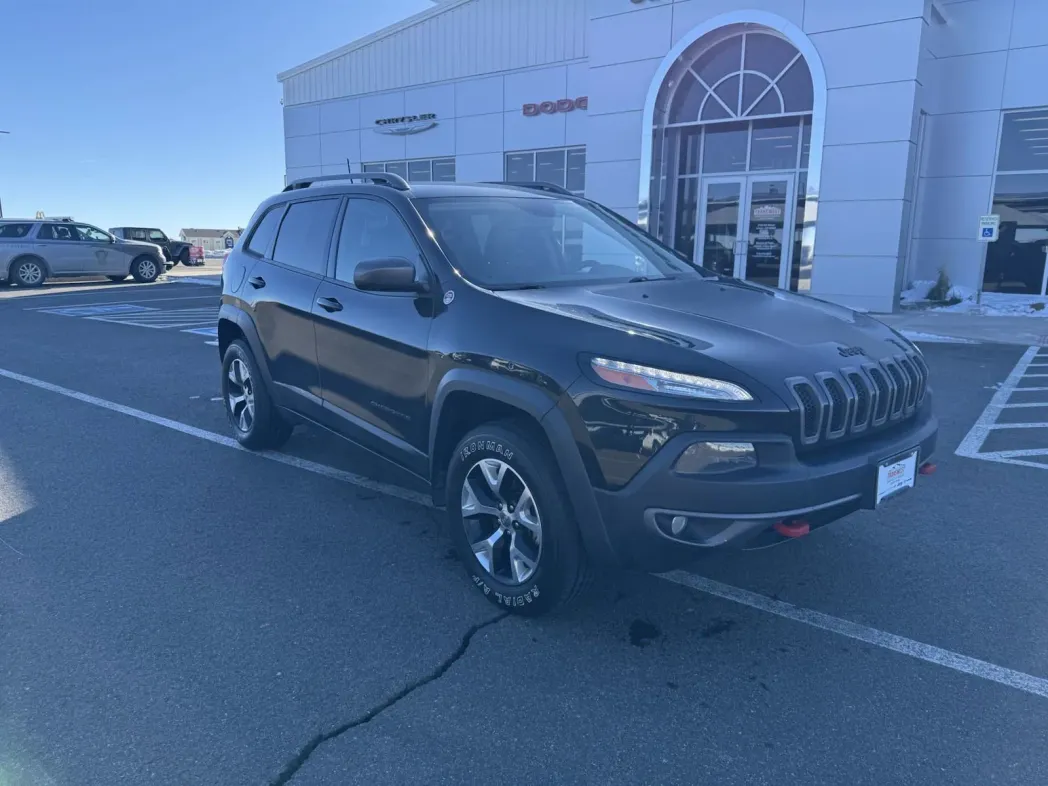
(0, 0, 432, 235)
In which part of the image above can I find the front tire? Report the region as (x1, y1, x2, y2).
(447, 422, 590, 616)
(178, 249, 191, 267)
(131, 255, 161, 283)
(221, 339, 292, 450)
(12, 257, 45, 287)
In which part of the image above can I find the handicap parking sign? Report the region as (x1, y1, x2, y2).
(978, 214, 1000, 242)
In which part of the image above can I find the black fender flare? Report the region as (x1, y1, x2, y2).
(430, 369, 619, 567)
(217, 303, 275, 389)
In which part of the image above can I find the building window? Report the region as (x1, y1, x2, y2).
(504, 147, 586, 195)
(986, 109, 1048, 296)
(647, 26, 815, 292)
(363, 157, 455, 183)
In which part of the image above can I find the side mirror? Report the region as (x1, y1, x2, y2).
(353, 257, 428, 293)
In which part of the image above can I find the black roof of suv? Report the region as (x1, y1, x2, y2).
(216, 174, 938, 615)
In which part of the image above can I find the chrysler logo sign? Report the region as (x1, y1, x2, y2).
(374, 113, 438, 135)
(522, 97, 588, 116)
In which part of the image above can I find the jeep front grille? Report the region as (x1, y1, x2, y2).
(787, 352, 929, 446)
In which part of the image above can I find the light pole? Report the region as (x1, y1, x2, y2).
(0, 130, 9, 218)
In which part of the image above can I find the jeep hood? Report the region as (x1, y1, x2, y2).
(118, 239, 161, 250)
(495, 277, 907, 373)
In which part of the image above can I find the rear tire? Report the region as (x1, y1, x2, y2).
(130, 255, 161, 283)
(12, 257, 45, 287)
(446, 422, 590, 616)
(221, 339, 293, 450)
(178, 249, 191, 267)
(107, 274, 128, 282)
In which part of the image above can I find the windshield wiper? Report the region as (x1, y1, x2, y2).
(628, 275, 675, 283)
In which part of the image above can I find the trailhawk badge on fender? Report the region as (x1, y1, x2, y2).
(443, 290, 455, 305)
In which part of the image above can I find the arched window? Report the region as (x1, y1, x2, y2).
(659, 30, 813, 126)
(647, 26, 817, 292)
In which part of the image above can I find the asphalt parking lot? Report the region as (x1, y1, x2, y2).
(1, 279, 1047, 785)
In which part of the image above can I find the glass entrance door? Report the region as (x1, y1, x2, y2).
(742, 176, 794, 288)
(696, 177, 744, 278)
(696, 175, 795, 288)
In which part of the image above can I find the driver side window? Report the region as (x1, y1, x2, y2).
(335, 199, 420, 285)
(74, 224, 110, 242)
(148, 230, 167, 242)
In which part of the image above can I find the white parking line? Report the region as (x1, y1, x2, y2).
(900, 331, 979, 345)
(86, 306, 219, 330)
(24, 295, 216, 310)
(1, 364, 1048, 701)
(0, 366, 430, 508)
(659, 572, 1048, 700)
(956, 347, 1047, 466)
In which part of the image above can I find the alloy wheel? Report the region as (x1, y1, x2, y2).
(227, 358, 255, 433)
(18, 261, 43, 285)
(461, 458, 542, 585)
(138, 259, 157, 279)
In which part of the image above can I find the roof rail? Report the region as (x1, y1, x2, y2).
(486, 181, 574, 197)
(283, 172, 409, 192)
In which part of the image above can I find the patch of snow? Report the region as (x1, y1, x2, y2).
(901, 280, 936, 304)
(900, 331, 980, 344)
(935, 292, 1048, 317)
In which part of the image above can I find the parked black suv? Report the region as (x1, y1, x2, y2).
(110, 227, 196, 267)
(218, 174, 938, 615)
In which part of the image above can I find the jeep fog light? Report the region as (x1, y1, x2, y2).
(675, 442, 756, 475)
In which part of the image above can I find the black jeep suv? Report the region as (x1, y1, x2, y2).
(218, 173, 938, 615)
(110, 227, 196, 267)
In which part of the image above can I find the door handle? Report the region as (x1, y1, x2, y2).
(248, 275, 266, 289)
(316, 296, 343, 313)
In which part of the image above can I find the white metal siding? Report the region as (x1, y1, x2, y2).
(281, 0, 587, 106)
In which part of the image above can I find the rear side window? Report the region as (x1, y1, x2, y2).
(245, 206, 284, 257)
(38, 223, 78, 241)
(130, 228, 149, 240)
(272, 198, 340, 274)
(0, 223, 32, 239)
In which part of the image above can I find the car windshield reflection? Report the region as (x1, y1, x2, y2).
(414, 196, 711, 291)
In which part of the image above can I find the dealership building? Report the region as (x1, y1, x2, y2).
(279, 0, 1048, 312)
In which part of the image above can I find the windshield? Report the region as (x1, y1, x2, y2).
(414, 196, 709, 290)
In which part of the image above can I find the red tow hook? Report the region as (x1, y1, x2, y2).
(773, 520, 810, 538)
(919, 462, 937, 476)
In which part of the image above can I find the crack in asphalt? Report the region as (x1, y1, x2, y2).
(268, 612, 510, 785)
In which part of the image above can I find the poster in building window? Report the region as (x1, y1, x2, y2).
(750, 203, 783, 260)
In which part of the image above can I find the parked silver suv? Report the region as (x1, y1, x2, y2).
(0, 218, 166, 287)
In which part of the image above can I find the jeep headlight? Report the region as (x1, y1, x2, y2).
(590, 358, 753, 401)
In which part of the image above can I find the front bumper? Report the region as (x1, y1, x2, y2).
(591, 405, 938, 571)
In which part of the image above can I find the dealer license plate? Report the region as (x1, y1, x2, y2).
(876, 450, 918, 506)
